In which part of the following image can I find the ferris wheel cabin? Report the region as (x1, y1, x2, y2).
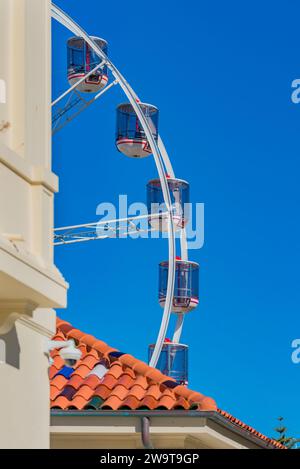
(116, 103, 159, 158)
(159, 259, 199, 313)
(67, 36, 108, 93)
(147, 178, 190, 231)
(148, 341, 188, 385)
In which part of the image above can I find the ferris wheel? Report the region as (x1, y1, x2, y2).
(51, 3, 199, 383)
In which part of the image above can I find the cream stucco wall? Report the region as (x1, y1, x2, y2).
(0, 308, 56, 448)
(0, 0, 67, 448)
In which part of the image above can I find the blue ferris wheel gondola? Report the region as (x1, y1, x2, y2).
(148, 341, 188, 385)
(147, 177, 190, 231)
(159, 259, 199, 313)
(67, 36, 108, 93)
(115, 102, 159, 158)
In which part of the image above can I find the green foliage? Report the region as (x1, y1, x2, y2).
(274, 417, 300, 449)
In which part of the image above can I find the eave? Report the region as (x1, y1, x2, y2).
(51, 410, 280, 449)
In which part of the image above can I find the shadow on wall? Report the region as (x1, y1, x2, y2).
(0, 326, 20, 369)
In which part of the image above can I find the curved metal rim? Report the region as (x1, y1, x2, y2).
(67, 35, 108, 46)
(51, 2, 190, 366)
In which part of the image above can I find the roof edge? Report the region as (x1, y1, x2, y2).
(50, 409, 285, 449)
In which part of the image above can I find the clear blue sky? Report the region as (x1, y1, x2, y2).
(52, 0, 300, 440)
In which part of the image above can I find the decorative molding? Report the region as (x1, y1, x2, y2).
(0, 238, 68, 289)
(0, 302, 55, 337)
(18, 314, 55, 338)
(0, 142, 58, 193)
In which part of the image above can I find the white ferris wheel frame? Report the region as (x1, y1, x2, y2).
(51, 3, 189, 368)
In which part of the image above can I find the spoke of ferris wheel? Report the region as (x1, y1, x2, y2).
(53, 226, 157, 246)
(52, 91, 85, 132)
(52, 91, 79, 133)
(53, 212, 168, 245)
(51, 61, 106, 131)
(52, 91, 81, 123)
(52, 79, 118, 135)
(54, 212, 168, 232)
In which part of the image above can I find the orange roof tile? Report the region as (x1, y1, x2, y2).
(50, 318, 217, 413)
(50, 318, 286, 449)
(217, 410, 286, 450)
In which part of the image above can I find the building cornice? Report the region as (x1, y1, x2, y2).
(0, 142, 58, 193)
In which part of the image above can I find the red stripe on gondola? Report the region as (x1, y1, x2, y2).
(159, 298, 199, 304)
(116, 138, 148, 145)
(68, 73, 108, 82)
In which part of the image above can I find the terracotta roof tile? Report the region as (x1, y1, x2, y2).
(157, 395, 176, 410)
(131, 360, 150, 375)
(67, 395, 87, 410)
(49, 365, 58, 380)
(107, 364, 123, 379)
(81, 355, 99, 370)
(199, 397, 218, 411)
(74, 384, 95, 401)
(52, 331, 65, 341)
(91, 339, 115, 355)
(160, 386, 174, 397)
(51, 396, 70, 410)
(118, 354, 138, 368)
(71, 364, 90, 379)
(65, 328, 84, 342)
(173, 396, 190, 410)
(50, 385, 61, 401)
(86, 348, 100, 359)
(93, 384, 112, 401)
(50, 354, 65, 371)
(132, 375, 148, 389)
(145, 367, 168, 383)
(218, 410, 286, 449)
(56, 321, 73, 336)
(122, 366, 135, 379)
(145, 384, 162, 400)
(110, 384, 129, 401)
(116, 373, 135, 389)
(50, 318, 285, 449)
(120, 395, 140, 410)
(127, 384, 146, 400)
(67, 375, 84, 390)
(82, 374, 101, 390)
(99, 374, 118, 389)
(138, 395, 158, 410)
(51, 374, 68, 390)
(101, 396, 124, 410)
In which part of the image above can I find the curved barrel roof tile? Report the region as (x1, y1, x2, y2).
(50, 318, 285, 449)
